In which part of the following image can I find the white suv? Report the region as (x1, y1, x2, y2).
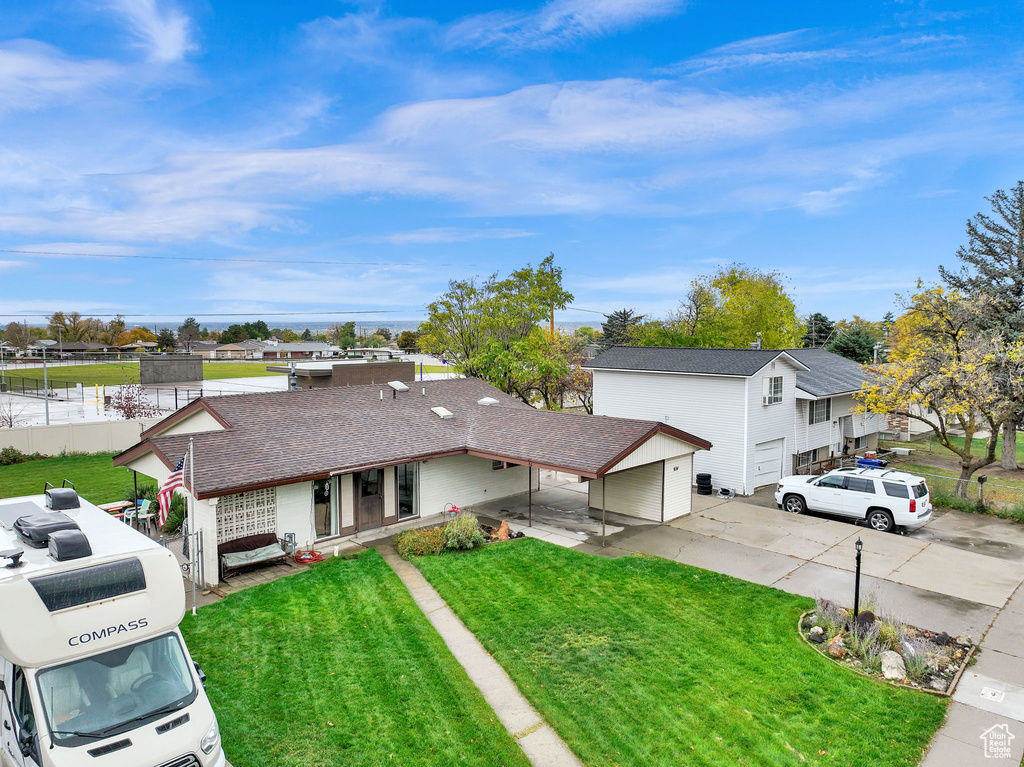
(774, 467, 932, 533)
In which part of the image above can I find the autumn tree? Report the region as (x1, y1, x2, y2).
(101, 315, 126, 346)
(107, 385, 162, 419)
(116, 327, 158, 345)
(47, 312, 103, 343)
(326, 321, 356, 348)
(858, 287, 1024, 496)
(940, 181, 1024, 469)
(421, 253, 573, 388)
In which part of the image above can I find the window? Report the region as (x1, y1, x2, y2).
(796, 450, 815, 469)
(854, 436, 868, 450)
(12, 667, 37, 760)
(30, 558, 146, 612)
(312, 478, 337, 539)
(809, 398, 832, 425)
(883, 481, 909, 498)
(818, 476, 846, 489)
(913, 482, 929, 499)
(360, 469, 381, 497)
(398, 463, 418, 520)
(846, 477, 875, 494)
(763, 376, 783, 405)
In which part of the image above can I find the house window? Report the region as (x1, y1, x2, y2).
(763, 376, 783, 405)
(854, 435, 868, 450)
(313, 478, 338, 539)
(809, 398, 832, 425)
(796, 450, 815, 469)
(398, 463, 418, 520)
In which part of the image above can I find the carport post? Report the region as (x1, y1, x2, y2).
(528, 466, 533, 527)
(601, 476, 607, 548)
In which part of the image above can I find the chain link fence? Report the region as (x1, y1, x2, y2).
(901, 467, 1024, 512)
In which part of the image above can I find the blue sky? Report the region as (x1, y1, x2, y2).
(1, 0, 1023, 328)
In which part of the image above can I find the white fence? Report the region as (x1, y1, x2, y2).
(0, 418, 162, 455)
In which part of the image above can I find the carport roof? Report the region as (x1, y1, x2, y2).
(114, 378, 711, 499)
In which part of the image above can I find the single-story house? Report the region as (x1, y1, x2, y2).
(585, 346, 887, 495)
(113, 378, 710, 587)
(260, 341, 338, 359)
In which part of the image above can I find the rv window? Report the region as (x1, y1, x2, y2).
(30, 558, 146, 612)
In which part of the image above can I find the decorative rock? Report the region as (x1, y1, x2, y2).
(808, 632, 825, 644)
(495, 521, 511, 541)
(827, 636, 847, 660)
(933, 632, 950, 646)
(930, 678, 948, 692)
(882, 650, 907, 680)
(856, 610, 877, 627)
(955, 635, 971, 646)
(801, 618, 813, 630)
(810, 626, 824, 636)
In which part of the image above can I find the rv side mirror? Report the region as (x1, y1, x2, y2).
(194, 662, 207, 687)
(18, 730, 35, 757)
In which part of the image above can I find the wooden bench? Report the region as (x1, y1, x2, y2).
(218, 533, 291, 581)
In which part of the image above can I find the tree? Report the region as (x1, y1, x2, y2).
(101, 315, 126, 346)
(47, 312, 102, 343)
(4, 322, 36, 349)
(301, 328, 314, 341)
(574, 326, 597, 344)
(177, 318, 201, 352)
(375, 327, 392, 342)
(858, 287, 1024, 496)
(600, 309, 646, 348)
(107, 385, 162, 420)
(116, 327, 158, 345)
(801, 313, 835, 347)
(155, 327, 177, 350)
(396, 330, 420, 349)
(0, 397, 29, 428)
(421, 254, 573, 394)
(326, 322, 356, 348)
(940, 181, 1024, 470)
(827, 329, 877, 363)
(218, 324, 248, 344)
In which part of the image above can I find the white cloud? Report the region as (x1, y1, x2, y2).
(358, 228, 536, 245)
(107, 0, 196, 63)
(0, 41, 119, 112)
(446, 0, 684, 50)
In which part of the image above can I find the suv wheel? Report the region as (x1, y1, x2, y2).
(783, 494, 806, 514)
(867, 509, 895, 533)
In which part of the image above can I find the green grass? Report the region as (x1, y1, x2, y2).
(0, 453, 134, 503)
(4, 362, 283, 386)
(180, 550, 529, 767)
(415, 539, 947, 767)
(883, 434, 1024, 465)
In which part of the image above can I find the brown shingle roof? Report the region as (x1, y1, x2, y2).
(115, 378, 710, 498)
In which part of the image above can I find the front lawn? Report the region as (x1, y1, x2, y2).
(0, 452, 133, 503)
(180, 551, 529, 767)
(5, 361, 283, 386)
(415, 539, 947, 767)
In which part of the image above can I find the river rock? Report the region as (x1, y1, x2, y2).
(808, 632, 824, 644)
(882, 650, 907, 680)
(827, 636, 847, 660)
(809, 626, 824, 636)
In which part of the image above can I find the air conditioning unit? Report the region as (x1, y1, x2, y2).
(762, 396, 772, 405)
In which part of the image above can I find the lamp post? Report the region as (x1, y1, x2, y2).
(853, 538, 863, 621)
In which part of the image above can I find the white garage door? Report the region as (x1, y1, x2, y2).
(753, 438, 785, 488)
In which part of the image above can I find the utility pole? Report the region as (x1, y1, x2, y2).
(42, 344, 50, 425)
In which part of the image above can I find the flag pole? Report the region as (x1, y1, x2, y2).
(189, 437, 197, 616)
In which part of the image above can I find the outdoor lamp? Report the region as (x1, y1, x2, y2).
(853, 538, 864, 621)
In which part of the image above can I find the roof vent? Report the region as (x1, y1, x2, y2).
(44, 480, 79, 510)
(431, 406, 454, 420)
(477, 397, 499, 406)
(389, 381, 409, 392)
(49, 529, 92, 562)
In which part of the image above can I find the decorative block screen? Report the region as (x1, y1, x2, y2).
(216, 488, 277, 543)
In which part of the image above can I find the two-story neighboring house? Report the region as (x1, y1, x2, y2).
(586, 346, 886, 496)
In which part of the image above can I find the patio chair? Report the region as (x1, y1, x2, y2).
(126, 500, 158, 535)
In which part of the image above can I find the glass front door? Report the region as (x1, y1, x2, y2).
(397, 463, 418, 520)
(313, 478, 337, 539)
(357, 469, 383, 531)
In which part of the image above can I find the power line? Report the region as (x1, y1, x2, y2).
(0, 248, 468, 268)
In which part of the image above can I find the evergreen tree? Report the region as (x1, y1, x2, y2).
(177, 317, 201, 352)
(827, 328, 876, 363)
(600, 309, 646, 348)
(940, 181, 1024, 469)
(801, 312, 835, 348)
(301, 328, 314, 341)
(155, 327, 177, 350)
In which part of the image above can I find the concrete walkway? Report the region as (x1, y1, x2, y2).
(371, 542, 582, 767)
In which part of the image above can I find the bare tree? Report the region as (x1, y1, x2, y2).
(107, 385, 162, 419)
(0, 396, 29, 428)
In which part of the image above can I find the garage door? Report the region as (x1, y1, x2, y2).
(753, 438, 785, 488)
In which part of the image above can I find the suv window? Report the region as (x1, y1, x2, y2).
(883, 481, 909, 498)
(846, 477, 875, 494)
(913, 482, 928, 498)
(818, 476, 846, 489)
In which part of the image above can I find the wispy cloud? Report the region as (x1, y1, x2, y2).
(107, 0, 195, 63)
(357, 228, 536, 245)
(0, 41, 119, 112)
(446, 0, 684, 50)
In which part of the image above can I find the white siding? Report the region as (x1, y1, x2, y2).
(339, 473, 354, 529)
(662, 454, 692, 521)
(588, 462, 663, 521)
(743, 358, 803, 494)
(159, 409, 224, 436)
(607, 432, 696, 473)
(419, 454, 539, 519)
(276, 481, 314, 547)
(793, 399, 839, 457)
(127, 452, 172, 487)
(383, 465, 397, 518)
(593, 369, 744, 494)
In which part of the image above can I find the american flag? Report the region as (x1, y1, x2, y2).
(157, 456, 186, 527)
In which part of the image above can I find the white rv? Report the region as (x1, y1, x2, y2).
(0, 484, 227, 767)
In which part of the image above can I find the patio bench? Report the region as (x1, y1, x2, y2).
(218, 533, 291, 581)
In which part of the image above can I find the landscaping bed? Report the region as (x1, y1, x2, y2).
(414, 537, 947, 767)
(800, 597, 975, 695)
(181, 550, 529, 767)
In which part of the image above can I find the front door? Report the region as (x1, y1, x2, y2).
(356, 469, 383, 531)
(1, 662, 41, 767)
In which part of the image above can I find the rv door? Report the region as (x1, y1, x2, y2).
(1, 661, 41, 767)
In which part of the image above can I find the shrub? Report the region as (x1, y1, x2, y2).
(846, 621, 880, 658)
(444, 512, 486, 551)
(0, 447, 44, 466)
(394, 527, 446, 559)
(859, 640, 884, 675)
(877, 621, 902, 651)
(900, 633, 936, 682)
(161, 495, 186, 534)
(815, 597, 847, 638)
